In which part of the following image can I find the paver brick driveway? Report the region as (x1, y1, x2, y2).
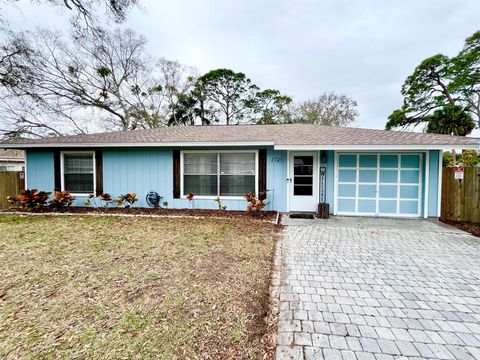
(275, 217, 480, 360)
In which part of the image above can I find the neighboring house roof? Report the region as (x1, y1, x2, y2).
(1, 124, 479, 150)
(0, 149, 25, 162)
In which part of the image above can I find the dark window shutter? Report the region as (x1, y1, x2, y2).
(53, 150, 61, 192)
(95, 150, 103, 196)
(258, 149, 267, 200)
(173, 150, 181, 198)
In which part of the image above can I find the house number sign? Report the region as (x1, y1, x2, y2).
(319, 166, 326, 203)
(271, 156, 283, 163)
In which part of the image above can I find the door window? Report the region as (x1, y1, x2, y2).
(293, 156, 313, 196)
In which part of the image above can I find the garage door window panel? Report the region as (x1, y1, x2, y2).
(400, 200, 418, 214)
(338, 154, 356, 167)
(380, 155, 398, 168)
(401, 154, 420, 168)
(358, 184, 376, 198)
(359, 155, 377, 167)
(380, 170, 398, 183)
(339, 169, 356, 183)
(400, 170, 419, 184)
(338, 184, 356, 197)
(359, 170, 376, 183)
(358, 199, 376, 213)
(379, 185, 397, 198)
(400, 185, 419, 199)
(338, 198, 355, 212)
(379, 200, 397, 213)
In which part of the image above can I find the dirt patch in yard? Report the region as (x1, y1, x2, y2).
(442, 220, 480, 237)
(0, 215, 279, 359)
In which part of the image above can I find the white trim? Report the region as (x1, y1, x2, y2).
(24, 149, 28, 190)
(60, 150, 96, 196)
(418, 153, 424, 217)
(337, 211, 421, 218)
(180, 149, 258, 200)
(375, 154, 380, 214)
(333, 151, 338, 215)
(2, 142, 479, 150)
(424, 151, 430, 219)
(274, 144, 480, 151)
(437, 151, 443, 217)
(286, 150, 290, 212)
(1, 141, 274, 149)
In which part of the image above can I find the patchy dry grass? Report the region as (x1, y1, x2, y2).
(0, 215, 278, 359)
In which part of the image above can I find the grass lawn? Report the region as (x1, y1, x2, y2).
(0, 215, 278, 359)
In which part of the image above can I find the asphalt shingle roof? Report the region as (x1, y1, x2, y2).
(1, 124, 479, 148)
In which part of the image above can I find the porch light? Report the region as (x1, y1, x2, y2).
(321, 150, 328, 164)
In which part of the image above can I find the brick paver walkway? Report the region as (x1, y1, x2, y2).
(275, 220, 480, 360)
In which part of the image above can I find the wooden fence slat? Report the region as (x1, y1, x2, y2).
(441, 167, 480, 223)
(0, 171, 24, 209)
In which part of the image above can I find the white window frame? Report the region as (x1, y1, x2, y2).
(60, 150, 96, 196)
(180, 150, 259, 200)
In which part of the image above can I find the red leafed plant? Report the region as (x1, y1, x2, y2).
(49, 191, 75, 211)
(243, 192, 269, 214)
(115, 192, 138, 208)
(7, 189, 51, 211)
(186, 192, 195, 201)
(98, 193, 113, 207)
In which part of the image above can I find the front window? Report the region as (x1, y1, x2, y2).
(183, 152, 256, 197)
(62, 152, 95, 193)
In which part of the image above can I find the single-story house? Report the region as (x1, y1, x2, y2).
(0, 149, 25, 171)
(2, 124, 479, 218)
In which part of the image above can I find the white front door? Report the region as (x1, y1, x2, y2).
(289, 152, 318, 212)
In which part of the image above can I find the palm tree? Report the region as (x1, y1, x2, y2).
(425, 105, 475, 136)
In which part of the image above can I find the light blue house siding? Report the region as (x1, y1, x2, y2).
(25, 151, 54, 192)
(25, 148, 442, 217)
(427, 150, 441, 217)
(102, 147, 288, 211)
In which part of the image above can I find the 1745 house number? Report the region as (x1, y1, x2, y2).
(271, 156, 283, 163)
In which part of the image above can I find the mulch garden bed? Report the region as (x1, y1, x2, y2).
(1, 206, 278, 221)
(442, 219, 480, 237)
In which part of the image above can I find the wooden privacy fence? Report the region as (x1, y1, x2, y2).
(441, 167, 480, 223)
(0, 171, 25, 209)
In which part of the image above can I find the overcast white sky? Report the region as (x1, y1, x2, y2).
(4, 0, 480, 131)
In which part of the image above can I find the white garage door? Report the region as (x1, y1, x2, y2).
(336, 153, 422, 217)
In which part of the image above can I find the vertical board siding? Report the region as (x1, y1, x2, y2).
(101, 147, 288, 211)
(25, 147, 341, 212)
(427, 150, 440, 217)
(326, 150, 335, 213)
(26, 151, 55, 192)
(441, 167, 480, 223)
(266, 148, 287, 211)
